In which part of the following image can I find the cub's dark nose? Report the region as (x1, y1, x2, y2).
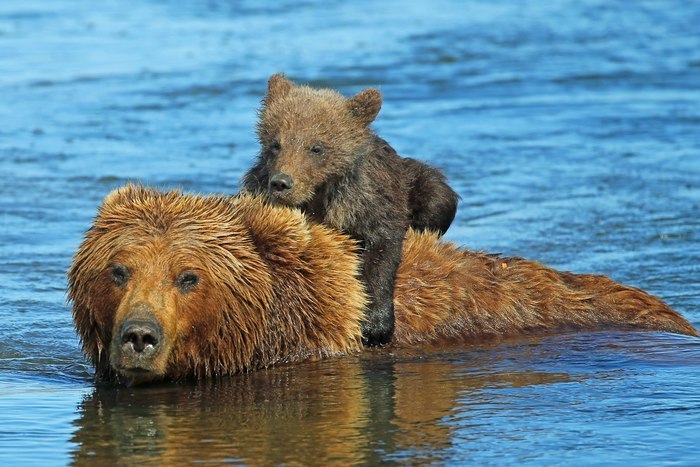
(120, 320, 162, 354)
(269, 173, 293, 193)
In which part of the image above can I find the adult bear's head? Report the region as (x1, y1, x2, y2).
(68, 184, 365, 386)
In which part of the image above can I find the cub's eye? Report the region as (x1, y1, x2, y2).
(309, 144, 324, 155)
(110, 264, 130, 286)
(269, 139, 281, 153)
(176, 270, 200, 293)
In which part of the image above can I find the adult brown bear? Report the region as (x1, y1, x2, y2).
(68, 184, 697, 386)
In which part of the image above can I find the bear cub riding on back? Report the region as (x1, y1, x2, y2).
(244, 73, 459, 346)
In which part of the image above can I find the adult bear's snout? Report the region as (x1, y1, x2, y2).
(119, 319, 162, 355)
(110, 301, 171, 385)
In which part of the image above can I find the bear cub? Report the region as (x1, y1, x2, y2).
(244, 73, 458, 346)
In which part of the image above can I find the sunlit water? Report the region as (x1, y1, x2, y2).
(1, 0, 698, 464)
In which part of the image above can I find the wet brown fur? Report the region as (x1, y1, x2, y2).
(393, 232, 698, 343)
(68, 185, 697, 385)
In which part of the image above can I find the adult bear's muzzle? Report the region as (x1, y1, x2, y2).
(110, 301, 168, 385)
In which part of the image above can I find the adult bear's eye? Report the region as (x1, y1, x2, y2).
(176, 270, 200, 293)
(110, 264, 130, 286)
(309, 144, 324, 155)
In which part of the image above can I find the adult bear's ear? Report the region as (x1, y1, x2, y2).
(100, 182, 153, 209)
(101, 182, 138, 208)
(347, 88, 382, 125)
(265, 72, 293, 103)
(233, 194, 311, 267)
(102, 187, 124, 208)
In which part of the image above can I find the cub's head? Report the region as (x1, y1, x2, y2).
(253, 72, 383, 206)
(68, 184, 365, 386)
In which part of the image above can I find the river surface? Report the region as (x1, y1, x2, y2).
(1, 0, 699, 464)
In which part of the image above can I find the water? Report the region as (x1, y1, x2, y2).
(1, 0, 698, 464)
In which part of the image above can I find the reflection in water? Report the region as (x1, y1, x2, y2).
(70, 340, 576, 464)
(69, 332, 700, 463)
(71, 358, 370, 464)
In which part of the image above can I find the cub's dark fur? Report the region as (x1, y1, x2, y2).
(244, 73, 458, 346)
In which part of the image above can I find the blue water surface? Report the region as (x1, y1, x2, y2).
(1, 0, 699, 464)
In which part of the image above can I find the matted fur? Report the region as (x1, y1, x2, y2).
(68, 185, 697, 384)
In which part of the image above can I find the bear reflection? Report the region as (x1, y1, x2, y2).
(70, 346, 572, 465)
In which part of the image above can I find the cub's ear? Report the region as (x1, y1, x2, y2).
(347, 88, 382, 125)
(265, 72, 293, 103)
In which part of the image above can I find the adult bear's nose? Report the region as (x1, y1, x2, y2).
(120, 320, 162, 354)
(269, 173, 294, 193)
